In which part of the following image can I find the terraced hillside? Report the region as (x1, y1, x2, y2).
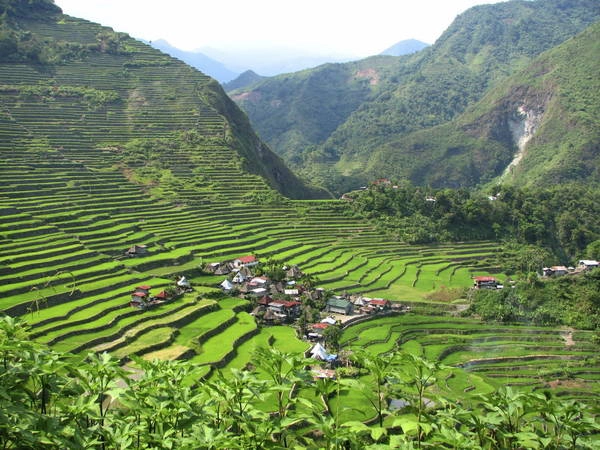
(0, 6, 320, 200)
(4, 4, 596, 406)
(0, 7, 496, 365)
(338, 314, 600, 418)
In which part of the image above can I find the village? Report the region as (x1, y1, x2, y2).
(125, 253, 409, 370)
(124, 251, 600, 374)
(205, 255, 408, 340)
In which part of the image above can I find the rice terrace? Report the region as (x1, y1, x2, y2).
(1, 0, 599, 448)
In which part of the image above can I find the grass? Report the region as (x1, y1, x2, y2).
(188, 312, 257, 365)
(111, 326, 175, 359)
(338, 313, 599, 404)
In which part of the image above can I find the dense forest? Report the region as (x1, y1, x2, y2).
(346, 182, 600, 258)
(467, 269, 600, 329)
(348, 181, 600, 329)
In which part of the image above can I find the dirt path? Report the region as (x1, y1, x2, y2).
(560, 327, 575, 347)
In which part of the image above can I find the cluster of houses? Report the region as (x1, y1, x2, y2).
(206, 255, 310, 299)
(129, 285, 170, 309)
(206, 255, 405, 327)
(542, 259, 599, 277)
(128, 276, 192, 310)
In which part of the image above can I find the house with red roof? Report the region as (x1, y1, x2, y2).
(154, 290, 169, 300)
(472, 276, 499, 289)
(368, 299, 391, 310)
(257, 295, 273, 306)
(268, 300, 301, 318)
(233, 255, 259, 268)
(307, 322, 331, 340)
(135, 285, 151, 294)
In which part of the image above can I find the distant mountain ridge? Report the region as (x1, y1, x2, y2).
(380, 39, 429, 56)
(229, 0, 600, 194)
(223, 70, 266, 92)
(199, 46, 358, 77)
(149, 39, 240, 83)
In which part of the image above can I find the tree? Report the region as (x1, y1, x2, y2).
(584, 239, 600, 260)
(71, 352, 127, 449)
(252, 346, 310, 446)
(322, 325, 342, 352)
(349, 349, 399, 428)
(393, 353, 446, 447)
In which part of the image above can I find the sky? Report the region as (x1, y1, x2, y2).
(54, 0, 502, 58)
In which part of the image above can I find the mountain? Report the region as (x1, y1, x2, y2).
(0, 0, 325, 200)
(368, 21, 600, 188)
(199, 46, 358, 77)
(229, 0, 600, 193)
(228, 56, 401, 171)
(223, 70, 266, 92)
(380, 39, 429, 56)
(149, 39, 240, 83)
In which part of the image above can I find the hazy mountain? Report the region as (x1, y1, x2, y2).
(149, 39, 239, 83)
(199, 46, 358, 76)
(223, 70, 266, 92)
(380, 39, 429, 56)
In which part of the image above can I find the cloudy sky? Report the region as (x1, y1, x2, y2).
(54, 0, 501, 58)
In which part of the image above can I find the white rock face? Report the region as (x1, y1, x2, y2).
(502, 105, 543, 177)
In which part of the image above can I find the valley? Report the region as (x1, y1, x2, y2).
(0, 0, 599, 447)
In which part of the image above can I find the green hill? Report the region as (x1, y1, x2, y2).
(0, 0, 325, 200)
(368, 21, 600, 187)
(229, 0, 600, 193)
(223, 69, 266, 92)
(229, 56, 402, 166)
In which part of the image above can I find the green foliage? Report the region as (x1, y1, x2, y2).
(322, 324, 342, 352)
(1, 316, 599, 448)
(0, 83, 120, 108)
(230, 57, 395, 162)
(584, 240, 600, 260)
(348, 181, 600, 257)
(467, 269, 600, 328)
(0, 0, 61, 19)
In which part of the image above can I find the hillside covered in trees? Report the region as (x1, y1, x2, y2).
(229, 0, 600, 194)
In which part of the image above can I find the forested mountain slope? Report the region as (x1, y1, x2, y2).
(368, 21, 600, 187)
(230, 0, 600, 193)
(229, 55, 403, 165)
(0, 0, 325, 200)
(0, 0, 511, 364)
